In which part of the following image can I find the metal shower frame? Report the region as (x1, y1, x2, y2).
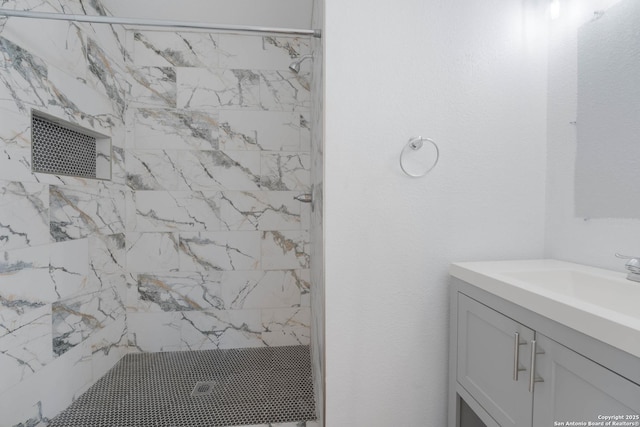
(0, 9, 322, 38)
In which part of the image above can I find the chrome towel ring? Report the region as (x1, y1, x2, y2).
(399, 136, 440, 178)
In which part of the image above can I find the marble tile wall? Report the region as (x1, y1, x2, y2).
(124, 30, 313, 353)
(309, 11, 325, 423)
(0, 0, 129, 425)
(0, 3, 315, 425)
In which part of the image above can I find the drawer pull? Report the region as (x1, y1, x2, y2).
(529, 339, 545, 392)
(513, 332, 527, 381)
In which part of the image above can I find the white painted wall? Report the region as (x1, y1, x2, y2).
(102, 0, 312, 29)
(324, 0, 548, 425)
(545, 0, 640, 272)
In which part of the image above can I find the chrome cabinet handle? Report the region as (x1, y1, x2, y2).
(529, 339, 545, 392)
(513, 332, 527, 381)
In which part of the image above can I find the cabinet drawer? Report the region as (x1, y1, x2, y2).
(457, 294, 535, 427)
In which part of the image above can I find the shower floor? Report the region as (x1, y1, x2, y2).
(49, 345, 317, 427)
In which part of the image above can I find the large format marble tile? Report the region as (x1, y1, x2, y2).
(0, 108, 35, 183)
(79, 8, 130, 67)
(50, 185, 125, 241)
(0, 245, 54, 322)
(40, 63, 121, 132)
(0, 180, 49, 250)
(0, 35, 120, 133)
(0, 36, 50, 112)
(261, 307, 311, 346)
(131, 269, 306, 314)
(260, 152, 311, 191)
(90, 315, 128, 380)
(15, 331, 95, 423)
(218, 35, 310, 70)
(126, 232, 180, 272)
(0, 306, 53, 394)
(134, 272, 225, 312)
(132, 190, 222, 232)
(110, 143, 128, 187)
(178, 231, 261, 272)
(131, 305, 313, 351)
(127, 311, 182, 352)
(180, 309, 264, 350)
(126, 149, 263, 192)
(88, 233, 126, 291)
(178, 150, 262, 191)
(218, 110, 302, 151)
(0, 11, 88, 82)
(52, 287, 124, 357)
(85, 37, 127, 119)
(133, 31, 220, 68)
(0, 33, 69, 111)
(220, 269, 306, 310)
(126, 149, 182, 191)
(261, 230, 311, 270)
(259, 70, 311, 112)
(89, 233, 126, 276)
(219, 191, 301, 231)
(133, 107, 219, 150)
(129, 66, 176, 108)
(49, 238, 90, 299)
(177, 67, 261, 110)
(0, 333, 92, 427)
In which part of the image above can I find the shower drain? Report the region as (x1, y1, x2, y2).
(191, 380, 218, 397)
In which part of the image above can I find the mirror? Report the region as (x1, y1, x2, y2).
(574, 0, 640, 219)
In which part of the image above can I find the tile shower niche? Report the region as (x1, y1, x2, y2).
(31, 110, 112, 180)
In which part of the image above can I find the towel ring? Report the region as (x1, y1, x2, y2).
(400, 136, 440, 178)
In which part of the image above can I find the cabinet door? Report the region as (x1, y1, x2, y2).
(533, 334, 640, 426)
(457, 294, 535, 427)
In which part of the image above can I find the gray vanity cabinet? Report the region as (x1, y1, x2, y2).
(450, 282, 640, 427)
(457, 294, 534, 427)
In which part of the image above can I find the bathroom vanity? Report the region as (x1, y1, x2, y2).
(448, 260, 640, 427)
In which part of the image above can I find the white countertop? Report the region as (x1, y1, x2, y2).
(450, 259, 640, 358)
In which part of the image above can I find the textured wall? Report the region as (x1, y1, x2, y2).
(323, 0, 548, 425)
(0, 1, 129, 425)
(124, 30, 314, 351)
(545, 0, 640, 271)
